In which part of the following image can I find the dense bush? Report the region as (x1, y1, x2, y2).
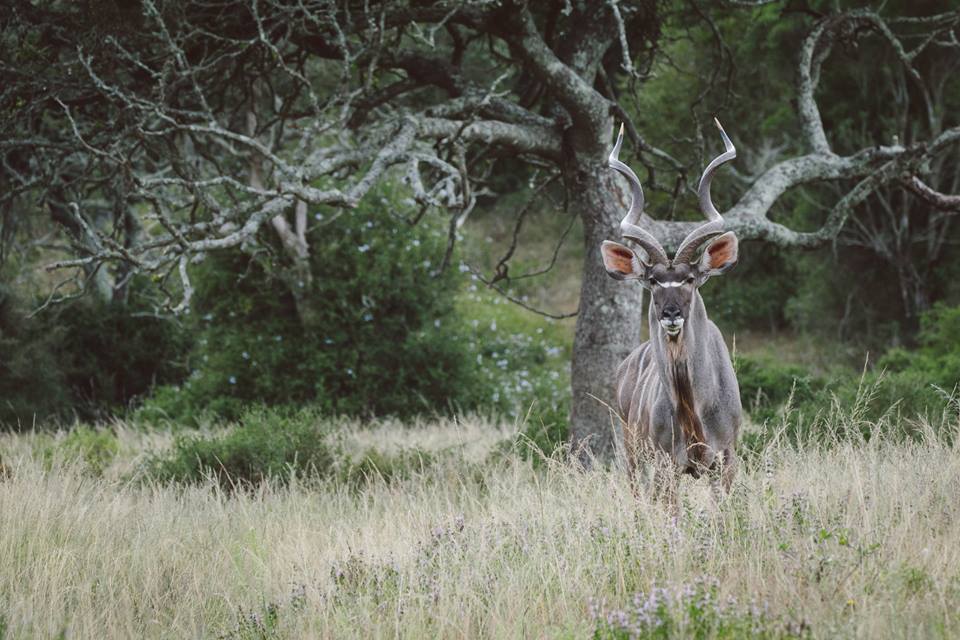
(38, 426, 120, 476)
(341, 447, 436, 486)
(736, 304, 960, 448)
(735, 355, 825, 425)
(737, 362, 948, 447)
(142, 408, 439, 488)
(878, 303, 960, 392)
(138, 183, 575, 429)
(143, 408, 337, 487)
(0, 281, 190, 428)
(456, 290, 571, 454)
(0, 284, 70, 426)
(787, 304, 960, 433)
(140, 185, 484, 422)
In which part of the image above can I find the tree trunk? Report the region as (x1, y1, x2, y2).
(112, 209, 141, 305)
(567, 159, 645, 463)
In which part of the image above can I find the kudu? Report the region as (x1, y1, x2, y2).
(600, 119, 742, 499)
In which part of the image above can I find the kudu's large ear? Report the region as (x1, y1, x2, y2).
(698, 231, 739, 276)
(601, 240, 647, 280)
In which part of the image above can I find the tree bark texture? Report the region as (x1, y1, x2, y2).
(567, 156, 644, 462)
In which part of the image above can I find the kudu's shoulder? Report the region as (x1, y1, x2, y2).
(617, 342, 652, 377)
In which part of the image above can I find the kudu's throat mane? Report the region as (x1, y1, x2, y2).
(666, 345, 709, 470)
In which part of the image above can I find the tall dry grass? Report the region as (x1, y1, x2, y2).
(1, 413, 959, 639)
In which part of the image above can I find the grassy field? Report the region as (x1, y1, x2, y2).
(1, 414, 959, 639)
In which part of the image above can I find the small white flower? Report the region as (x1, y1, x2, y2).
(363, 313, 373, 322)
(314, 212, 324, 221)
(228, 376, 237, 385)
(358, 244, 371, 253)
(411, 239, 421, 247)
(490, 320, 497, 331)
(241, 351, 250, 360)
(434, 319, 441, 328)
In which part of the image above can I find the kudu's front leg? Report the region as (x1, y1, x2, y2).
(708, 448, 738, 502)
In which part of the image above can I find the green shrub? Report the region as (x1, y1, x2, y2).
(340, 447, 435, 486)
(141, 408, 441, 488)
(143, 408, 337, 488)
(0, 284, 70, 427)
(0, 280, 190, 428)
(735, 355, 825, 424)
(735, 367, 949, 451)
(825, 371, 940, 425)
(878, 303, 960, 389)
(141, 184, 484, 422)
(734, 300, 960, 445)
(39, 426, 119, 475)
(512, 411, 569, 461)
(456, 291, 571, 452)
(774, 304, 960, 442)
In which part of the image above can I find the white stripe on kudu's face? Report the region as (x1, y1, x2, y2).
(654, 280, 685, 288)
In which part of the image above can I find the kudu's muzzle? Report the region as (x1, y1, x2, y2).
(660, 304, 684, 336)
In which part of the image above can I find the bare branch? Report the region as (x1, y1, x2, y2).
(797, 19, 832, 154)
(904, 176, 960, 212)
(467, 265, 578, 320)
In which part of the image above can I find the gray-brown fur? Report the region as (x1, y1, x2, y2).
(600, 121, 742, 498)
(616, 287, 741, 492)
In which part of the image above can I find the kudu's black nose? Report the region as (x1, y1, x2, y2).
(662, 305, 682, 322)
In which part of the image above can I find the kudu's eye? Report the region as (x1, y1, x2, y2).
(685, 276, 695, 284)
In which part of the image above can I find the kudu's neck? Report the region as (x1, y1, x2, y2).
(648, 290, 709, 368)
(648, 289, 711, 465)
